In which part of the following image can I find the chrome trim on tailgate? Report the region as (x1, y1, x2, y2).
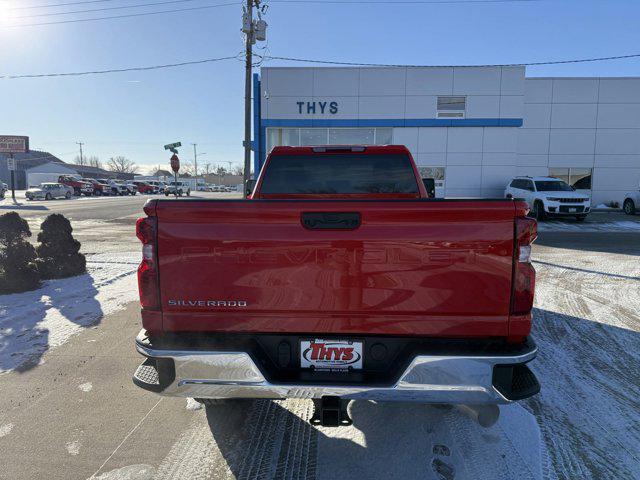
(135, 333, 537, 405)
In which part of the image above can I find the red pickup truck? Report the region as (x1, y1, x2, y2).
(133, 145, 539, 426)
(58, 175, 93, 196)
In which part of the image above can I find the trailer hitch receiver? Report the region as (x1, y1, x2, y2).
(310, 396, 352, 427)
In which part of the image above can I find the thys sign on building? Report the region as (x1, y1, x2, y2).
(296, 101, 338, 115)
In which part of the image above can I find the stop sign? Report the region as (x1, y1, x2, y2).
(170, 154, 180, 173)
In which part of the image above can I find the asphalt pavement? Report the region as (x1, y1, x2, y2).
(0, 195, 638, 479)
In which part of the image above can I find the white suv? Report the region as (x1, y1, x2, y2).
(505, 176, 591, 221)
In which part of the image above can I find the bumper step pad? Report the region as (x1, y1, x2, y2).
(492, 363, 540, 401)
(133, 357, 175, 393)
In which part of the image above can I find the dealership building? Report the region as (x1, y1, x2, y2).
(254, 66, 640, 204)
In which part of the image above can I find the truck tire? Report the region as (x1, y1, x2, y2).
(624, 199, 636, 215)
(74, 187, 81, 196)
(165, 192, 169, 197)
(186, 190, 191, 197)
(45, 193, 52, 200)
(94, 189, 102, 196)
(65, 191, 71, 199)
(533, 200, 545, 221)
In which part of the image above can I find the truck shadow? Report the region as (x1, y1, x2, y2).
(0, 272, 103, 373)
(535, 231, 640, 256)
(203, 308, 640, 479)
(204, 397, 544, 480)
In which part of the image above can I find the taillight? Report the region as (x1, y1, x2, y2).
(511, 216, 537, 316)
(136, 216, 159, 309)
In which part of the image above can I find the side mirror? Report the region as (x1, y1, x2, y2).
(245, 179, 256, 198)
(422, 178, 436, 198)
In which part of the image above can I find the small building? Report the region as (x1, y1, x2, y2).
(0, 150, 64, 189)
(25, 161, 77, 188)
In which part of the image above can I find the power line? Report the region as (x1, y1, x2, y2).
(4, 51, 640, 79)
(262, 53, 640, 67)
(9, 0, 116, 10)
(10, 0, 220, 19)
(6, 2, 240, 27)
(0, 55, 240, 79)
(270, 0, 538, 3)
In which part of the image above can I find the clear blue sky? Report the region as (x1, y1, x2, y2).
(1, 0, 640, 173)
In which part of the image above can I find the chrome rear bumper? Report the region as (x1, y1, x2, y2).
(133, 331, 538, 405)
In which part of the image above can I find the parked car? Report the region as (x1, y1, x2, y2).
(623, 189, 640, 215)
(164, 181, 191, 197)
(133, 145, 540, 428)
(97, 178, 129, 196)
(505, 176, 591, 221)
(58, 175, 93, 196)
(26, 182, 72, 200)
(81, 178, 109, 196)
(122, 181, 138, 195)
(133, 181, 156, 194)
(145, 180, 165, 194)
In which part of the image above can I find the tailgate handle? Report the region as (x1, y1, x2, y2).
(301, 212, 361, 230)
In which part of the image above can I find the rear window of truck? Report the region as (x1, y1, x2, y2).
(260, 154, 419, 194)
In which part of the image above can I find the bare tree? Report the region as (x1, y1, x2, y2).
(232, 165, 244, 176)
(202, 163, 212, 175)
(107, 156, 139, 174)
(73, 155, 86, 166)
(180, 161, 195, 177)
(215, 165, 228, 176)
(87, 156, 102, 169)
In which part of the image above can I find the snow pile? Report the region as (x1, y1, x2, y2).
(0, 251, 139, 374)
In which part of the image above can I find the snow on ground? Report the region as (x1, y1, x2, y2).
(0, 251, 138, 374)
(526, 249, 640, 479)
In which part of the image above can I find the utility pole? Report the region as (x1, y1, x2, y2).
(191, 143, 198, 178)
(76, 141, 84, 165)
(242, 0, 253, 197)
(242, 0, 267, 196)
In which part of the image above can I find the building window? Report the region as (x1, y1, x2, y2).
(301, 129, 327, 145)
(549, 167, 592, 190)
(417, 166, 445, 188)
(328, 128, 375, 145)
(437, 96, 466, 118)
(266, 127, 394, 153)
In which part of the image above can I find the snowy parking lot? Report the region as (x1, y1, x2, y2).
(0, 195, 638, 480)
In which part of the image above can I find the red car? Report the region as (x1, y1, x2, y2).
(133, 181, 155, 194)
(58, 175, 93, 196)
(132, 145, 539, 427)
(81, 178, 108, 196)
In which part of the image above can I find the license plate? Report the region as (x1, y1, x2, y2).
(569, 208, 577, 212)
(300, 339, 363, 371)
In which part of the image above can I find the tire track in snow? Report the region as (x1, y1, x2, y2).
(152, 399, 317, 480)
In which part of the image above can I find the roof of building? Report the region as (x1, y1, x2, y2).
(0, 150, 64, 170)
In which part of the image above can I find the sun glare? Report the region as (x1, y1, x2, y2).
(0, 1, 13, 25)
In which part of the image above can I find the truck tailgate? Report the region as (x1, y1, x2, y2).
(153, 200, 516, 337)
